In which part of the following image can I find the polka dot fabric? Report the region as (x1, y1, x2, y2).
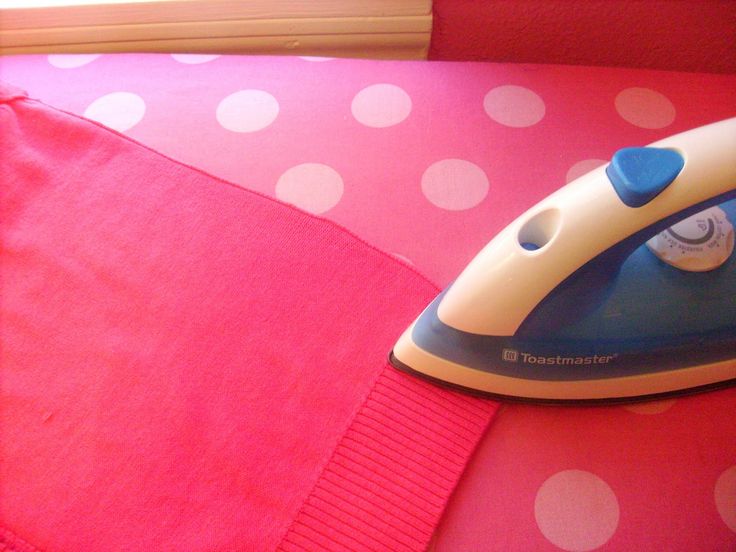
(1, 53, 735, 551)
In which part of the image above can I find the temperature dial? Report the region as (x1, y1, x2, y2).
(646, 206, 734, 272)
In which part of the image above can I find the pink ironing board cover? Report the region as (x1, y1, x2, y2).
(1, 54, 735, 551)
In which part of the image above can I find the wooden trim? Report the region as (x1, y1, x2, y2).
(0, 34, 430, 60)
(1, 0, 431, 28)
(3, 16, 431, 47)
(0, 0, 432, 59)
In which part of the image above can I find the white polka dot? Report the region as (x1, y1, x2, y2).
(83, 92, 145, 132)
(715, 465, 736, 532)
(615, 87, 676, 129)
(171, 54, 220, 64)
(484, 85, 545, 127)
(351, 84, 412, 128)
(622, 399, 676, 415)
(566, 159, 607, 183)
(48, 54, 101, 69)
(276, 163, 344, 214)
(535, 470, 619, 551)
(300, 56, 334, 62)
(421, 159, 489, 210)
(216, 90, 279, 133)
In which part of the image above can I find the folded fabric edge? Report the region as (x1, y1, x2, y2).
(0, 82, 437, 295)
(276, 365, 499, 552)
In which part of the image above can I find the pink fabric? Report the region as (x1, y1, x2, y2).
(1, 527, 39, 552)
(0, 82, 498, 551)
(2, 54, 735, 550)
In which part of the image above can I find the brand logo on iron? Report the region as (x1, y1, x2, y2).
(501, 349, 617, 365)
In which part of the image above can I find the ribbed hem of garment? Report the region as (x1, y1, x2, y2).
(278, 364, 498, 552)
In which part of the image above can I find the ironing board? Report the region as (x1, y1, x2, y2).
(1, 53, 735, 551)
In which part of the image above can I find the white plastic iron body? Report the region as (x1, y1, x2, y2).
(390, 118, 736, 403)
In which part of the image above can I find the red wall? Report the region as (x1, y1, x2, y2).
(430, 0, 736, 73)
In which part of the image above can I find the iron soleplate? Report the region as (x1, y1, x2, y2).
(389, 351, 736, 406)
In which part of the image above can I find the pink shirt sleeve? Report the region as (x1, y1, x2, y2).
(0, 82, 498, 552)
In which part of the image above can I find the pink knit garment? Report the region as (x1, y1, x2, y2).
(0, 82, 498, 551)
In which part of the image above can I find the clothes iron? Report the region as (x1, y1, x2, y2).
(390, 118, 736, 403)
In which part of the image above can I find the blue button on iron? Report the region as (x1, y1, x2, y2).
(606, 147, 685, 207)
